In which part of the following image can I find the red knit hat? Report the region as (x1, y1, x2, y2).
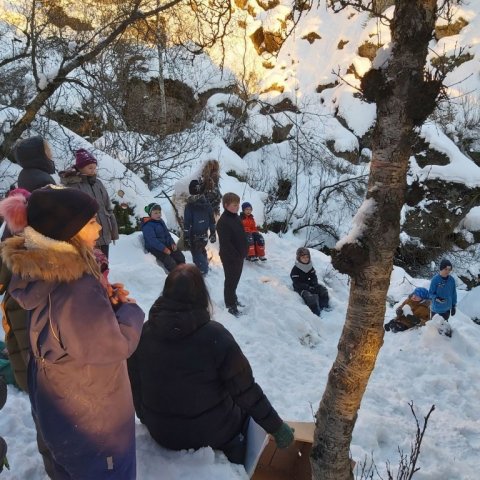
(75, 149, 98, 170)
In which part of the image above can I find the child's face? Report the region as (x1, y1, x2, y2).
(79, 163, 97, 176)
(411, 294, 421, 302)
(439, 266, 452, 278)
(243, 207, 253, 216)
(150, 209, 162, 220)
(77, 216, 102, 250)
(299, 253, 310, 264)
(225, 202, 239, 214)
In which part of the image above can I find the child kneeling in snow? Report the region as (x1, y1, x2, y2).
(384, 287, 431, 333)
(290, 247, 329, 316)
(141, 203, 185, 272)
(240, 202, 266, 262)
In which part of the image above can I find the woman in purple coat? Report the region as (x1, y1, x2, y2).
(0, 186, 144, 479)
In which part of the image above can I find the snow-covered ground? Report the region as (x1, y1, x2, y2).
(1, 231, 480, 479)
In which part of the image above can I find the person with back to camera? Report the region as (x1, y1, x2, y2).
(183, 179, 216, 275)
(59, 148, 119, 258)
(290, 247, 330, 316)
(429, 258, 457, 321)
(141, 203, 186, 272)
(216, 192, 248, 317)
(127, 264, 294, 466)
(384, 287, 431, 333)
(14, 136, 56, 192)
(0, 185, 145, 479)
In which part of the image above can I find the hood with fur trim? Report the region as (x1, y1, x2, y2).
(1, 229, 91, 283)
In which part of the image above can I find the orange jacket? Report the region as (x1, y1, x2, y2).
(240, 213, 258, 234)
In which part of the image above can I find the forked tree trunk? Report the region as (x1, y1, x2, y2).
(311, 1, 438, 479)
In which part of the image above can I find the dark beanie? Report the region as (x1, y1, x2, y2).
(439, 258, 452, 270)
(144, 203, 161, 216)
(242, 202, 252, 211)
(75, 149, 98, 170)
(189, 180, 201, 195)
(27, 186, 99, 241)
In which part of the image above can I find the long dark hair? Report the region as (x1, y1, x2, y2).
(163, 264, 211, 311)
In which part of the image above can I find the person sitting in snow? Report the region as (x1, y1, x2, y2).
(384, 287, 431, 333)
(141, 203, 185, 272)
(429, 258, 457, 321)
(127, 264, 294, 466)
(183, 180, 216, 275)
(240, 202, 266, 262)
(290, 247, 329, 316)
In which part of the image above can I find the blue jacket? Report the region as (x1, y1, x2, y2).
(4, 235, 144, 479)
(183, 195, 215, 241)
(141, 218, 174, 253)
(429, 273, 457, 314)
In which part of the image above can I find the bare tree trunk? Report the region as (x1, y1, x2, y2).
(311, 1, 438, 479)
(156, 14, 168, 137)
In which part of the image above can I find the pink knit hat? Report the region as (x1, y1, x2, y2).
(75, 149, 98, 170)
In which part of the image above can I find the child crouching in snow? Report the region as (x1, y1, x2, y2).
(141, 203, 185, 272)
(384, 287, 431, 333)
(290, 247, 329, 316)
(240, 202, 266, 262)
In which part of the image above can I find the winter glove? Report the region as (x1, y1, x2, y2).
(272, 422, 295, 449)
(209, 234, 216, 244)
(451, 306, 456, 316)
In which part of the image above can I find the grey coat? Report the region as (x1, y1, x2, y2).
(60, 169, 119, 246)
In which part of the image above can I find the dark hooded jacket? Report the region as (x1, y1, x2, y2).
(183, 194, 216, 241)
(290, 263, 319, 294)
(14, 136, 56, 192)
(59, 168, 119, 247)
(2, 233, 144, 479)
(127, 297, 282, 452)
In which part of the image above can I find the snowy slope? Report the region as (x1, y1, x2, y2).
(1, 231, 479, 479)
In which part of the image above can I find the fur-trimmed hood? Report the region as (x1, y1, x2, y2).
(1, 228, 91, 283)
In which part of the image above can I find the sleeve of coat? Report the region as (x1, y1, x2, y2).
(100, 181, 119, 241)
(452, 278, 457, 306)
(290, 268, 310, 293)
(216, 328, 282, 434)
(184, 204, 192, 238)
(51, 276, 145, 364)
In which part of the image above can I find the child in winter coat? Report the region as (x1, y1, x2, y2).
(240, 202, 266, 262)
(127, 264, 294, 465)
(384, 287, 431, 333)
(14, 136, 56, 192)
(141, 203, 185, 272)
(217, 193, 248, 316)
(183, 180, 216, 275)
(59, 149, 119, 258)
(429, 258, 457, 321)
(290, 247, 329, 316)
(0, 185, 145, 479)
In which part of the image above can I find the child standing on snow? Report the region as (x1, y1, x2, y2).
(183, 180, 216, 275)
(217, 193, 248, 316)
(290, 247, 329, 316)
(142, 203, 186, 272)
(384, 287, 431, 333)
(1, 185, 144, 479)
(240, 202, 266, 262)
(429, 258, 457, 321)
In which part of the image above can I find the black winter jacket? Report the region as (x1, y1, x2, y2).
(127, 297, 282, 451)
(183, 195, 215, 241)
(216, 210, 248, 264)
(290, 264, 319, 294)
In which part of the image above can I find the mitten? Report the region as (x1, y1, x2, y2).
(451, 306, 456, 316)
(272, 422, 295, 449)
(209, 234, 216, 243)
